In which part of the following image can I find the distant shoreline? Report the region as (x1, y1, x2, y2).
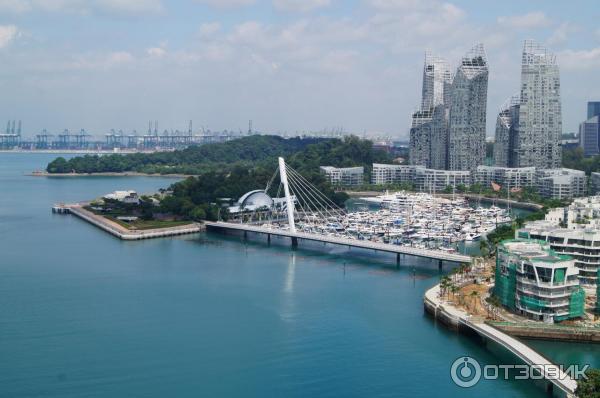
(28, 171, 192, 178)
(0, 149, 163, 154)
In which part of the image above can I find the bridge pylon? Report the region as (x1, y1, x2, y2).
(278, 157, 296, 233)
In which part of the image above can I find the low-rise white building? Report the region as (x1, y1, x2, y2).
(414, 168, 470, 193)
(474, 166, 536, 190)
(371, 164, 424, 185)
(319, 166, 364, 186)
(536, 168, 586, 199)
(518, 221, 600, 287)
(103, 190, 140, 204)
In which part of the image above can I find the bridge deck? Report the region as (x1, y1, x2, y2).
(205, 221, 472, 263)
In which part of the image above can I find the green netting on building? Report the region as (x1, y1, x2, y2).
(554, 268, 565, 283)
(597, 269, 600, 314)
(556, 288, 586, 322)
(568, 287, 585, 319)
(494, 260, 516, 309)
(519, 295, 548, 312)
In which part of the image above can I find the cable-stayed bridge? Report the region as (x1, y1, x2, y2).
(206, 157, 472, 266)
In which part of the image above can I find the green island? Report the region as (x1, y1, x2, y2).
(51, 135, 393, 223)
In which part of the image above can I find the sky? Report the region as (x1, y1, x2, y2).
(0, 0, 599, 139)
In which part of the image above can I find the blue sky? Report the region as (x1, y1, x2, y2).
(0, 0, 599, 138)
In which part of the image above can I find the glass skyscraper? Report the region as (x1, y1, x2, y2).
(588, 101, 600, 120)
(512, 40, 562, 169)
(447, 44, 489, 171)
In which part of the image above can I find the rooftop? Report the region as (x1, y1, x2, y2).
(500, 239, 572, 263)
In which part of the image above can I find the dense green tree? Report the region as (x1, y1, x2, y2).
(576, 368, 600, 398)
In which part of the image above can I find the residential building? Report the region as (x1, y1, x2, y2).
(536, 169, 586, 199)
(513, 40, 562, 169)
(474, 166, 536, 190)
(371, 164, 424, 185)
(319, 166, 364, 186)
(409, 108, 433, 167)
(518, 222, 600, 287)
(447, 44, 489, 172)
(409, 53, 452, 169)
(414, 168, 470, 193)
(493, 95, 520, 167)
(409, 46, 488, 172)
(494, 239, 584, 323)
(420, 52, 452, 109)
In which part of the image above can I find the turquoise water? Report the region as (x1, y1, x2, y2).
(0, 153, 593, 397)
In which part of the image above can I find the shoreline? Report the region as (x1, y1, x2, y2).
(1, 149, 164, 154)
(423, 283, 578, 396)
(53, 204, 204, 240)
(30, 171, 192, 178)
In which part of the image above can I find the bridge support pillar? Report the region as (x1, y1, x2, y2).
(438, 260, 443, 270)
(396, 253, 400, 268)
(267, 234, 271, 245)
(244, 231, 247, 240)
(291, 237, 298, 250)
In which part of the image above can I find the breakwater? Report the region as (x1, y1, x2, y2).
(53, 204, 203, 240)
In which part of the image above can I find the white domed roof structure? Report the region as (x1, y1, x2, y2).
(237, 190, 274, 210)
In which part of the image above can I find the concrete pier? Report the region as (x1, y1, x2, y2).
(54, 204, 203, 240)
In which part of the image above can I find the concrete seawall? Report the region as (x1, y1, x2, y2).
(424, 284, 577, 397)
(489, 322, 600, 343)
(54, 204, 204, 240)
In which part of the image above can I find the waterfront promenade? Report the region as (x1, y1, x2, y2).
(54, 204, 203, 240)
(205, 221, 472, 264)
(424, 285, 577, 396)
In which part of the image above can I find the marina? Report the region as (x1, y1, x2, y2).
(261, 191, 511, 253)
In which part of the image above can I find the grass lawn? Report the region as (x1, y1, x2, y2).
(108, 217, 194, 231)
(83, 206, 194, 230)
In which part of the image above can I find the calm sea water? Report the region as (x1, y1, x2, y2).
(0, 153, 596, 398)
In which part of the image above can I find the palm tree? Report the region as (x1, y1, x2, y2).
(450, 284, 459, 300)
(469, 291, 480, 312)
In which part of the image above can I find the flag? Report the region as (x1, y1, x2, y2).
(491, 182, 501, 192)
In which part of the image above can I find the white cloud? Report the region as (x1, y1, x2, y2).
(0, 25, 19, 48)
(548, 22, 577, 46)
(67, 51, 135, 70)
(94, 0, 164, 15)
(273, 0, 331, 13)
(497, 11, 552, 29)
(558, 47, 600, 70)
(0, 0, 32, 13)
(147, 47, 166, 57)
(0, 0, 164, 15)
(194, 0, 255, 8)
(198, 22, 221, 37)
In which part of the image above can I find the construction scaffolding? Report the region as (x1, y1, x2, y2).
(494, 259, 517, 310)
